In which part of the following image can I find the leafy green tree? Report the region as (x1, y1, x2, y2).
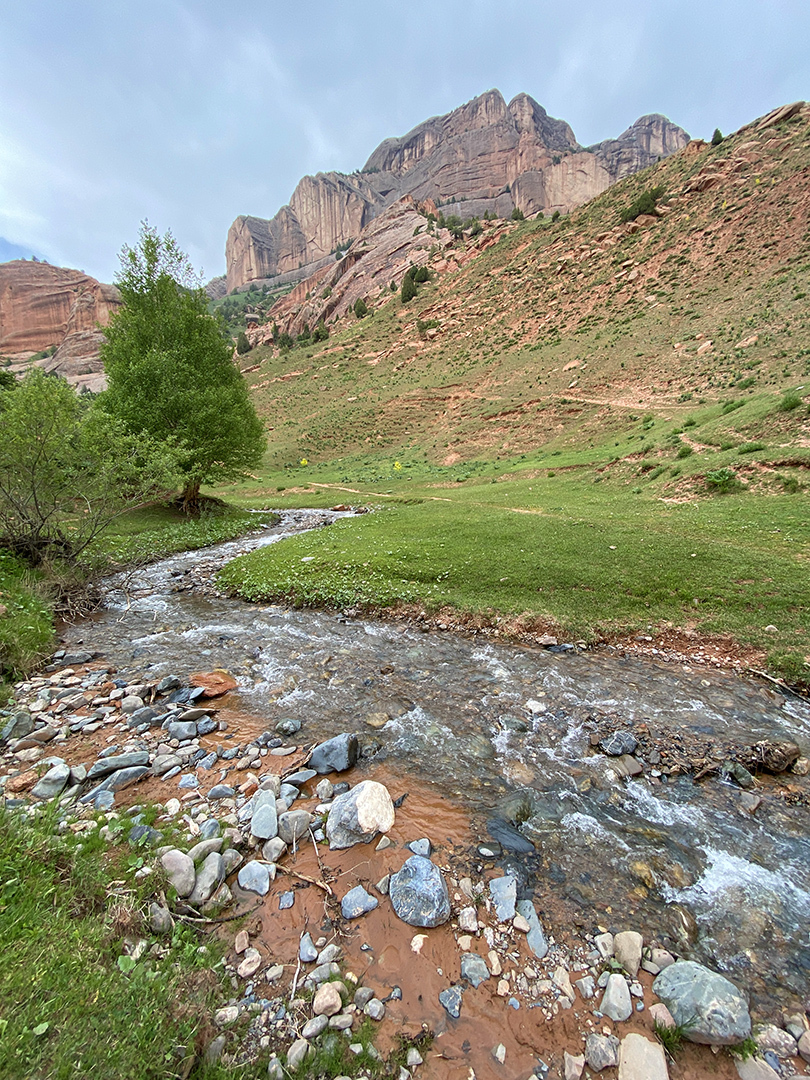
(0, 369, 16, 391)
(401, 275, 417, 303)
(353, 297, 369, 319)
(236, 330, 251, 355)
(0, 369, 179, 565)
(414, 265, 430, 284)
(312, 320, 329, 342)
(100, 224, 266, 512)
(712, 128, 724, 146)
(511, 207, 525, 221)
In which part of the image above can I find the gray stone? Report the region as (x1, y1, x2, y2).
(354, 987, 375, 1008)
(1, 709, 33, 743)
(127, 706, 157, 728)
(250, 802, 278, 840)
(328, 1014, 354, 1031)
(326, 780, 395, 850)
(188, 852, 225, 905)
(161, 849, 196, 896)
(198, 818, 220, 840)
(516, 899, 548, 959)
(187, 838, 223, 863)
(222, 849, 243, 874)
(564, 1053, 585, 1080)
(93, 790, 116, 810)
(204, 1035, 226, 1065)
(196, 717, 218, 736)
(734, 1060, 780, 1080)
(278, 890, 294, 910)
(285, 768, 317, 786)
(600, 974, 633, 1022)
(317, 944, 342, 965)
(207, 784, 234, 800)
(178, 774, 199, 790)
(460, 953, 490, 988)
(277, 809, 313, 845)
(306, 961, 340, 985)
(267, 1055, 283, 1080)
(196, 751, 218, 770)
(286, 1039, 311, 1070)
(201, 882, 232, 917)
(120, 695, 144, 714)
(149, 902, 174, 935)
(167, 720, 197, 741)
(275, 717, 301, 737)
(600, 731, 638, 756)
(575, 975, 596, 999)
(87, 751, 150, 780)
(653, 961, 751, 1046)
(409, 838, 431, 856)
(364, 999, 385, 1020)
(489, 875, 517, 921)
(618, 1033, 668, 1080)
(157, 675, 182, 693)
(302, 1015, 329, 1040)
(585, 1033, 620, 1071)
(153, 754, 182, 775)
(308, 732, 358, 774)
(614, 930, 643, 977)
(299, 932, 318, 963)
(341, 885, 379, 919)
(31, 762, 71, 799)
(389, 855, 450, 927)
(237, 861, 272, 896)
(315, 778, 334, 801)
(439, 985, 463, 1018)
(262, 837, 287, 863)
(755, 1024, 797, 1059)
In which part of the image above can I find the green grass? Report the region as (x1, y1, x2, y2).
(0, 805, 234, 1080)
(0, 552, 53, 702)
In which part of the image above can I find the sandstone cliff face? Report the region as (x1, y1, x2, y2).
(0, 260, 120, 387)
(226, 90, 688, 293)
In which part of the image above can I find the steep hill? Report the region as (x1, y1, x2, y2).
(0, 260, 120, 391)
(225, 89, 688, 292)
(241, 100, 809, 474)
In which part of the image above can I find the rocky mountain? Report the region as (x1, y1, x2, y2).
(0, 260, 120, 391)
(225, 90, 689, 293)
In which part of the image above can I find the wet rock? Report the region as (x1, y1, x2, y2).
(516, 899, 548, 959)
(600, 974, 633, 1022)
(722, 761, 755, 789)
(188, 852, 225, 906)
(460, 953, 490, 988)
(326, 780, 395, 850)
(278, 891, 294, 910)
(341, 885, 378, 919)
(439, 985, 463, 1018)
(485, 817, 534, 853)
(408, 838, 431, 856)
(653, 960, 751, 1045)
(277, 809, 313, 845)
(237, 861, 272, 896)
(614, 930, 643, 977)
(618, 1033, 668, 1079)
(250, 802, 278, 841)
(600, 731, 638, 756)
(585, 1032, 619, 1071)
(299, 932, 318, 962)
(489, 875, 517, 921)
(743, 740, 800, 774)
(308, 732, 358, 774)
(31, 762, 70, 800)
(87, 751, 150, 780)
(389, 855, 450, 927)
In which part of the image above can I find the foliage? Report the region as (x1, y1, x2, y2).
(414, 265, 430, 284)
(0, 551, 53, 694)
(551, 210, 561, 222)
(235, 330, 251, 355)
(704, 467, 743, 493)
(778, 389, 803, 411)
(353, 297, 368, 319)
(653, 1018, 693, 1056)
(312, 319, 330, 342)
(620, 185, 665, 223)
(0, 369, 180, 565)
(0, 369, 16, 391)
(712, 128, 724, 146)
(511, 207, 525, 221)
(100, 223, 266, 511)
(401, 275, 417, 303)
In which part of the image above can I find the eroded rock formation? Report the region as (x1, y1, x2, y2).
(226, 90, 688, 292)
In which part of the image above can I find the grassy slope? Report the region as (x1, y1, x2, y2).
(216, 109, 810, 682)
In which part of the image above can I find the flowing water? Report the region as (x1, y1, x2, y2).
(62, 510, 810, 1015)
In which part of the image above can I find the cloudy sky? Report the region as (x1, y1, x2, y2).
(1, 0, 806, 284)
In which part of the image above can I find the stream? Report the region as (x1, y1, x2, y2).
(61, 509, 810, 1017)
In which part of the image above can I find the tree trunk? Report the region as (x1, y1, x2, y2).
(180, 480, 201, 515)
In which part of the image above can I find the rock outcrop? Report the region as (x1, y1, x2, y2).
(0, 260, 119, 389)
(226, 90, 688, 292)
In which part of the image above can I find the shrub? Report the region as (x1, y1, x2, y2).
(414, 266, 430, 284)
(353, 298, 368, 319)
(620, 185, 665, 223)
(704, 467, 743, 493)
(401, 276, 417, 304)
(235, 330, 251, 355)
(551, 211, 561, 223)
(711, 128, 723, 146)
(737, 441, 765, 454)
(676, 444, 694, 459)
(778, 390, 803, 411)
(312, 320, 329, 343)
(321, 286, 332, 299)
(511, 207, 525, 221)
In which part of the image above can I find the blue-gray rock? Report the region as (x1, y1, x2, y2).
(196, 751, 218, 770)
(149, 901, 174, 935)
(127, 706, 157, 728)
(157, 675, 182, 693)
(188, 851, 225, 905)
(277, 810, 312, 845)
(485, 817, 535, 853)
(653, 961, 751, 1045)
(326, 780, 395, 850)
(279, 890, 295, 910)
(161, 849, 195, 897)
(187, 837, 223, 863)
(167, 720, 197, 741)
(408, 838, 431, 856)
(600, 973, 633, 1022)
(250, 803, 278, 840)
(299, 932, 318, 963)
(1, 710, 33, 743)
(461, 953, 490, 988)
(237, 861, 272, 896)
(275, 717, 301, 737)
(600, 731, 638, 756)
(285, 768, 317, 786)
(178, 774, 200, 790)
(196, 717, 218, 736)
(585, 1033, 620, 1071)
(162, 766, 181, 781)
(31, 762, 71, 800)
(80, 765, 150, 803)
(389, 855, 450, 927)
(93, 790, 116, 810)
(301, 1015, 328, 1040)
(152, 753, 182, 775)
(129, 824, 160, 845)
(87, 751, 150, 780)
(308, 733, 358, 775)
(439, 985, 463, 1018)
(198, 818, 220, 840)
(341, 885, 379, 919)
(489, 875, 517, 921)
(207, 784, 235, 800)
(279, 783, 299, 804)
(222, 849, 243, 874)
(516, 899, 548, 959)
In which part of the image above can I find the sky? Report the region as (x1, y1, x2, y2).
(1, 0, 807, 284)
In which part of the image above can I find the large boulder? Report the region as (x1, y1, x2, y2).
(326, 780, 394, 850)
(308, 733, 358, 774)
(653, 961, 751, 1045)
(389, 855, 450, 928)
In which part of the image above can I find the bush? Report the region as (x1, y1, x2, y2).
(704, 467, 743, 494)
(778, 390, 803, 411)
(312, 320, 329, 343)
(738, 441, 765, 454)
(551, 211, 561, 223)
(235, 330, 251, 355)
(414, 266, 430, 284)
(676, 444, 694, 459)
(401, 276, 417, 304)
(511, 207, 525, 221)
(712, 128, 723, 146)
(620, 185, 665, 223)
(353, 298, 368, 319)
